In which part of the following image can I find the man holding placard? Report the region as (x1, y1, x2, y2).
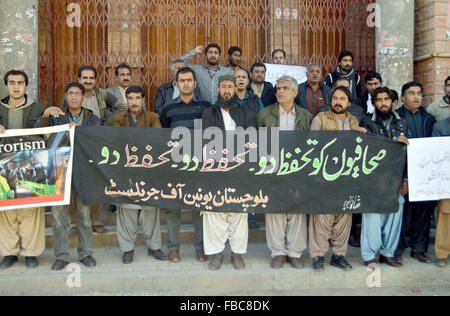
(394, 82, 436, 264)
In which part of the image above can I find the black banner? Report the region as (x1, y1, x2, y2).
(73, 126, 406, 214)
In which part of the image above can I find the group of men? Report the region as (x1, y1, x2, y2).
(0, 43, 448, 274)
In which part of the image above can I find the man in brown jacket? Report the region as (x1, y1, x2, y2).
(111, 86, 167, 264)
(309, 86, 367, 272)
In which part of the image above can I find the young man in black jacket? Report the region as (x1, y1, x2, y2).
(360, 87, 410, 268)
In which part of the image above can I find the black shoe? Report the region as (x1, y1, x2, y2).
(348, 235, 361, 248)
(330, 254, 352, 271)
(122, 251, 134, 264)
(25, 257, 39, 269)
(394, 255, 403, 264)
(148, 249, 168, 261)
(107, 204, 117, 213)
(410, 249, 431, 263)
(312, 256, 324, 272)
(0, 256, 18, 269)
(52, 259, 69, 271)
(80, 255, 96, 267)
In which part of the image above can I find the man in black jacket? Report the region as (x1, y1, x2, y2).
(248, 63, 277, 108)
(354, 72, 383, 114)
(40, 82, 101, 271)
(360, 87, 410, 268)
(393, 82, 436, 264)
(201, 75, 256, 271)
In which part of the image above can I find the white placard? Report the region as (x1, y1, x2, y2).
(264, 63, 307, 87)
(407, 137, 450, 202)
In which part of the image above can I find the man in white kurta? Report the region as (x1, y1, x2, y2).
(201, 75, 256, 270)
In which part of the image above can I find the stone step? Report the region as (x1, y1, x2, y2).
(1, 243, 448, 296)
(45, 223, 268, 248)
(45, 210, 266, 227)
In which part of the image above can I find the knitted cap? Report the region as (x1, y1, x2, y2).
(218, 75, 236, 86)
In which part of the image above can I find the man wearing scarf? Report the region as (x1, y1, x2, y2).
(325, 50, 362, 102)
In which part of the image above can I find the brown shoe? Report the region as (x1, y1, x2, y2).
(287, 257, 304, 269)
(148, 249, 168, 261)
(271, 255, 286, 269)
(379, 255, 403, 267)
(364, 259, 378, 267)
(168, 250, 180, 263)
(208, 253, 223, 271)
(195, 249, 207, 262)
(410, 250, 431, 263)
(92, 225, 107, 234)
(231, 253, 245, 270)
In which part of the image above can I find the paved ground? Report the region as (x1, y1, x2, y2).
(0, 242, 448, 296)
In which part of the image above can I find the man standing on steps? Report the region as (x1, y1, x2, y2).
(0, 70, 63, 270)
(63, 65, 128, 234)
(37, 82, 101, 271)
(309, 86, 367, 272)
(179, 44, 234, 105)
(257, 76, 312, 270)
(201, 75, 256, 271)
(111, 85, 168, 264)
(160, 67, 211, 263)
(394, 82, 436, 264)
(360, 87, 409, 268)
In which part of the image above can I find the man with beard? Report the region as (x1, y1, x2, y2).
(294, 63, 332, 116)
(324, 50, 362, 101)
(355, 72, 383, 114)
(248, 63, 277, 108)
(180, 44, 233, 104)
(309, 86, 367, 272)
(394, 82, 436, 264)
(226, 46, 243, 72)
(201, 75, 256, 271)
(432, 116, 450, 268)
(257, 76, 312, 269)
(360, 87, 410, 268)
(426, 76, 450, 121)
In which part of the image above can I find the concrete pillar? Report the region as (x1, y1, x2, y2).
(0, 0, 39, 101)
(376, 0, 415, 100)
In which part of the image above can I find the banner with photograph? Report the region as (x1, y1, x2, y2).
(0, 125, 74, 211)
